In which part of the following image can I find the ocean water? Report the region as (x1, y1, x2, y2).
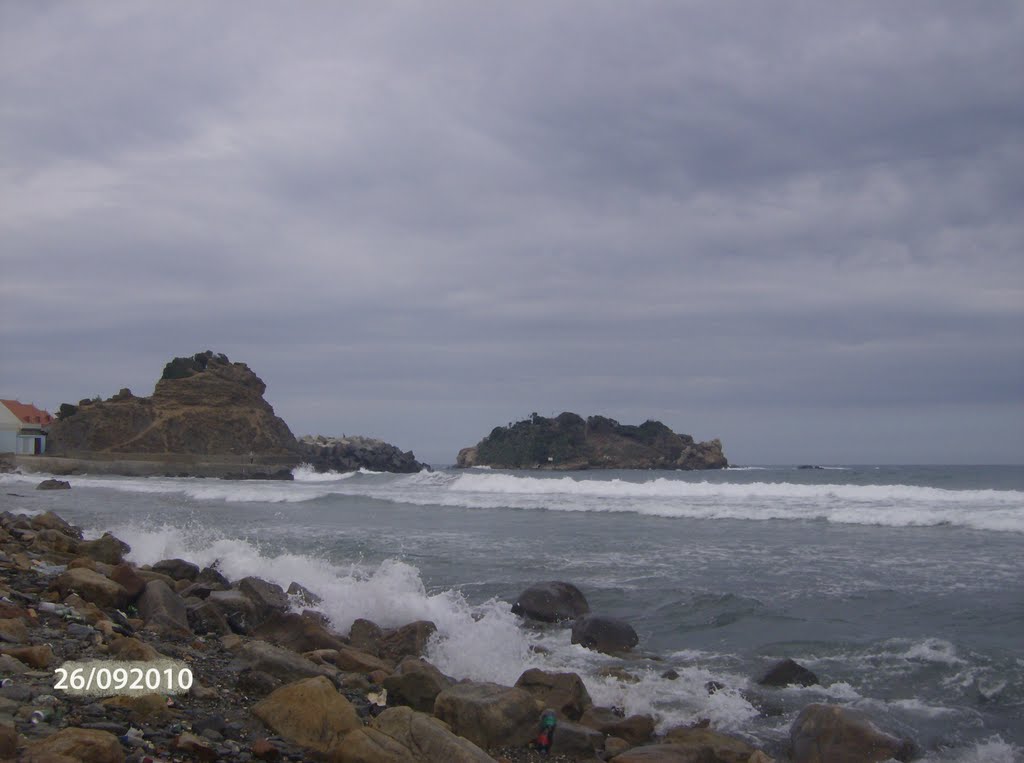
(1, 464, 1022, 761)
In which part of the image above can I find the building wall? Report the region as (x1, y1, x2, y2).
(16, 434, 44, 455)
(0, 406, 21, 432)
(0, 430, 16, 453)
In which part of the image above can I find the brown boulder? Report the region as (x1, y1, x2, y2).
(52, 568, 128, 610)
(30, 511, 82, 537)
(662, 726, 760, 763)
(368, 705, 496, 762)
(580, 707, 655, 746)
(152, 558, 200, 581)
(514, 668, 592, 720)
(137, 580, 191, 636)
(433, 681, 539, 750)
(313, 645, 392, 674)
(235, 639, 338, 682)
(237, 576, 290, 623)
(382, 656, 454, 713)
(0, 644, 54, 669)
(81, 533, 130, 565)
(207, 588, 260, 633)
(378, 620, 436, 662)
(0, 618, 29, 644)
(253, 611, 348, 652)
(23, 727, 124, 762)
(349, 618, 383, 656)
(253, 675, 360, 754)
(30, 528, 80, 555)
(790, 703, 914, 763)
(333, 727, 416, 763)
(110, 563, 147, 601)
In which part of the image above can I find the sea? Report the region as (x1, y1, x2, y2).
(1, 464, 1022, 762)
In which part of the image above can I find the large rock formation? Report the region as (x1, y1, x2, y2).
(44, 351, 427, 475)
(48, 351, 298, 457)
(456, 412, 727, 470)
(299, 434, 427, 473)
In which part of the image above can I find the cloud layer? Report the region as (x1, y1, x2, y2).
(2, 2, 1022, 464)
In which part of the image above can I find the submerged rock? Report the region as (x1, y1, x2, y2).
(571, 614, 639, 654)
(759, 658, 819, 687)
(511, 581, 590, 623)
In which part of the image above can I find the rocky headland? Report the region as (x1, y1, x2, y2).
(456, 413, 728, 471)
(0, 509, 919, 762)
(37, 352, 427, 479)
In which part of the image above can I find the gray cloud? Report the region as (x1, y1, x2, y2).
(1, 1, 1022, 464)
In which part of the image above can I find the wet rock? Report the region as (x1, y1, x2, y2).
(152, 558, 199, 581)
(137, 580, 191, 636)
(759, 658, 819, 687)
(109, 564, 147, 601)
(378, 620, 436, 662)
(252, 675, 360, 754)
(236, 577, 289, 623)
(514, 668, 592, 720)
(80, 533, 130, 565)
(349, 618, 383, 656)
(207, 589, 260, 633)
(511, 581, 590, 623)
(233, 639, 337, 682)
(253, 611, 348, 653)
(36, 479, 71, 490)
(187, 599, 233, 636)
(370, 705, 496, 762)
(571, 615, 639, 654)
(790, 703, 915, 763)
(23, 726, 124, 762)
(52, 567, 128, 610)
(580, 707, 654, 746)
(550, 719, 604, 758)
(196, 565, 230, 587)
(433, 681, 538, 750)
(382, 656, 454, 713)
(286, 581, 322, 606)
(662, 725, 760, 762)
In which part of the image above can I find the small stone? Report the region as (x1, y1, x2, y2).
(0, 619, 29, 643)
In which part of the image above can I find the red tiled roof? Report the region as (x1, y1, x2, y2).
(0, 399, 54, 426)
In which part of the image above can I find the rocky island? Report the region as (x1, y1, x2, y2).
(456, 413, 728, 470)
(33, 351, 426, 478)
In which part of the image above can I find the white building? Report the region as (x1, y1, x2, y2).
(0, 399, 54, 455)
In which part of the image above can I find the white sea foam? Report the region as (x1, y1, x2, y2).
(920, 737, 1022, 763)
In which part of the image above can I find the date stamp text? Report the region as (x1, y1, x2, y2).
(54, 660, 193, 697)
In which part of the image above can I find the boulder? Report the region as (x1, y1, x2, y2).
(151, 558, 199, 581)
(234, 639, 337, 682)
(662, 726, 760, 763)
(137, 580, 191, 636)
(23, 727, 124, 762)
(382, 656, 454, 713)
(610, 743, 714, 762)
(253, 611, 348, 653)
(30, 510, 82, 536)
(550, 719, 605, 759)
(369, 705, 496, 762)
(36, 479, 71, 490)
(237, 576, 290, 622)
(0, 644, 54, 669)
(790, 703, 915, 763)
(571, 615, 639, 653)
(433, 681, 540, 750)
(316, 645, 392, 674)
(287, 581, 322, 606)
(80, 533, 130, 565)
(109, 564, 147, 600)
(349, 618, 384, 656)
(334, 727, 417, 763)
(107, 636, 163, 661)
(52, 567, 128, 610)
(580, 707, 655, 746)
(514, 668, 592, 720)
(30, 528, 80, 555)
(759, 659, 819, 688)
(196, 565, 230, 586)
(0, 618, 29, 644)
(207, 588, 260, 633)
(511, 581, 590, 623)
(378, 620, 436, 662)
(187, 599, 233, 636)
(252, 675, 360, 754)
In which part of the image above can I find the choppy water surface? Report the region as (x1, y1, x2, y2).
(2, 464, 1021, 761)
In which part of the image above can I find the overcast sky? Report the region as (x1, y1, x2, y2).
(2, 2, 1022, 465)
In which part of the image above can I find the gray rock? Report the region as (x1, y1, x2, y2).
(138, 579, 191, 636)
(759, 658, 819, 687)
(152, 558, 200, 581)
(511, 581, 590, 623)
(571, 615, 639, 653)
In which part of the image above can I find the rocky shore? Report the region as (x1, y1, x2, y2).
(0, 508, 917, 762)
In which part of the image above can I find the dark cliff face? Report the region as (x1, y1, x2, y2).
(48, 351, 300, 457)
(455, 413, 728, 470)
